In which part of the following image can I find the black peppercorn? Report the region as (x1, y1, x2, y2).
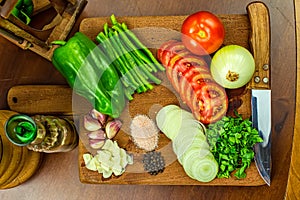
(142, 151, 165, 175)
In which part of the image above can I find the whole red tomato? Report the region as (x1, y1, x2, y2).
(181, 11, 225, 55)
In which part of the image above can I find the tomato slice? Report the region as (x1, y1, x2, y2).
(172, 54, 208, 71)
(176, 55, 208, 69)
(165, 50, 191, 92)
(157, 40, 178, 61)
(166, 66, 173, 81)
(191, 82, 228, 124)
(166, 66, 181, 92)
(158, 40, 228, 124)
(168, 50, 190, 68)
(163, 49, 194, 91)
(159, 42, 186, 67)
(180, 72, 211, 104)
(178, 75, 190, 105)
(182, 65, 210, 81)
(189, 71, 213, 87)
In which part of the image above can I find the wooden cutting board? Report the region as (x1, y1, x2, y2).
(76, 3, 268, 186)
(7, 85, 89, 115)
(6, 3, 268, 186)
(0, 110, 43, 189)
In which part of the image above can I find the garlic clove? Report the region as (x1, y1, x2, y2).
(87, 130, 106, 140)
(105, 119, 122, 139)
(127, 154, 134, 165)
(89, 109, 108, 126)
(83, 153, 97, 171)
(102, 169, 113, 179)
(89, 139, 106, 149)
(84, 114, 102, 131)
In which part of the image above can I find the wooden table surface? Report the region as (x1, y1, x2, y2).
(0, 0, 297, 199)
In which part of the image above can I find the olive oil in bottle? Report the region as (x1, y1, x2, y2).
(5, 114, 78, 153)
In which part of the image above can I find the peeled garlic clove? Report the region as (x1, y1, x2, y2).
(83, 154, 96, 171)
(87, 129, 106, 140)
(89, 139, 105, 149)
(127, 154, 134, 165)
(84, 114, 102, 131)
(112, 165, 124, 176)
(89, 109, 108, 126)
(105, 119, 122, 139)
(101, 139, 114, 151)
(102, 169, 113, 179)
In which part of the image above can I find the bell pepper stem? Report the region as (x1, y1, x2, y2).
(51, 40, 67, 46)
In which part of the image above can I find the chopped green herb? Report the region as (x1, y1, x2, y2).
(206, 111, 263, 179)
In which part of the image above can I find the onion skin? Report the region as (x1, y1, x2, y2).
(210, 45, 255, 89)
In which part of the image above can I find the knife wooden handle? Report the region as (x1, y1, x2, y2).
(247, 2, 271, 89)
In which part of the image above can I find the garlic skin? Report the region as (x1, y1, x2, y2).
(89, 139, 105, 149)
(89, 109, 108, 126)
(84, 114, 103, 131)
(105, 119, 122, 139)
(87, 130, 106, 140)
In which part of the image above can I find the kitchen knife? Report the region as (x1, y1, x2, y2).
(247, 2, 271, 186)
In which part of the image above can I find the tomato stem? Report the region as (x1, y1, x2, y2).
(198, 30, 207, 38)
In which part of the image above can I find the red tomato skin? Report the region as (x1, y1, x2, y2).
(157, 40, 178, 61)
(158, 41, 186, 67)
(157, 40, 228, 124)
(191, 82, 228, 124)
(181, 11, 225, 55)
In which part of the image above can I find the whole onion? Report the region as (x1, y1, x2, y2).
(210, 45, 255, 89)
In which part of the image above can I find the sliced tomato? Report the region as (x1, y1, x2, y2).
(179, 72, 210, 104)
(159, 41, 186, 67)
(171, 64, 210, 94)
(176, 55, 208, 69)
(191, 82, 228, 124)
(168, 50, 190, 68)
(158, 40, 228, 124)
(182, 78, 197, 109)
(167, 67, 180, 92)
(164, 50, 191, 92)
(171, 55, 208, 75)
(189, 72, 214, 88)
(178, 75, 191, 105)
(166, 66, 173, 81)
(182, 65, 210, 81)
(157, 40, 178, 61)
(170, 56, 194, 92)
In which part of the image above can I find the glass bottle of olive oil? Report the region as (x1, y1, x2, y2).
(5, 114, 37, 146)
(5, 114, 78, 153)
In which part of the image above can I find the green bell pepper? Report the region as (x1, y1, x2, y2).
(51, 32, 125, 118)
(11, 0, 34, 25)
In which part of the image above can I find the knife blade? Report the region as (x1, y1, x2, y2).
(247, 2, 272, 186)
(251, 89, 272, 186)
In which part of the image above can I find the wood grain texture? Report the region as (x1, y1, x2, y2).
(0, 0, 296, 200)
(0, 0, 87, 60)
(247, 2, 271, 89)
(0, 110, 43, 189)
(7, 85, 89, 115)
(77, 13, 265, 186)
(285, 0, 300, 199)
